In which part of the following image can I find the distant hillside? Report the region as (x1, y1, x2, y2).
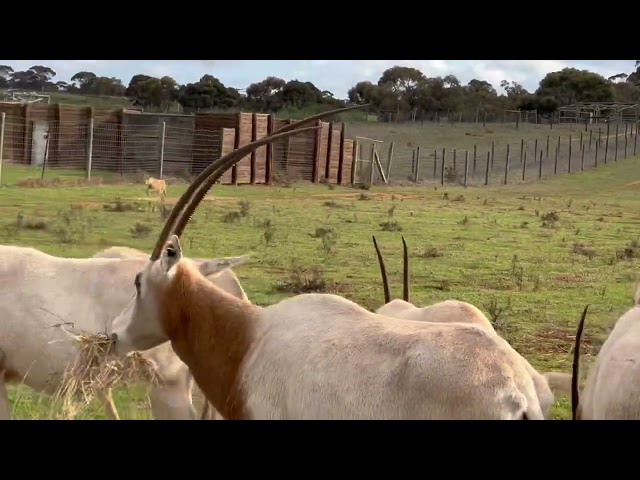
(2, 91, 373, 123)
(47, 92, 131, 109)
(0, 91, 132, 109)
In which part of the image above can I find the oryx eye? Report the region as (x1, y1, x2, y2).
(134, 272, 142, 296)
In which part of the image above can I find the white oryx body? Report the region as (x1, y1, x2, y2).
(377, 298, 557, 418)
(111, 235, 546, 420)
(376, 298, 496, 332)
(573, 295, 640, 420)
(371, 236, 557, 419)
(0, 244, 248, 420)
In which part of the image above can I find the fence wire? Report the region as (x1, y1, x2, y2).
(362, 121, 639, 188)
(0, 119, 325, 186)
(1, 118, 638, 188)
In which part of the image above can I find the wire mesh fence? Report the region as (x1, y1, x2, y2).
(0, 117, 318, 185)
(1, 114, 638, 189)
(359, 121, 640, 188)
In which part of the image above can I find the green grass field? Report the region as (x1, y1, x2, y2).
(3, 150, 640, 419)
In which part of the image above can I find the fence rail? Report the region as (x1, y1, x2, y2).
(379, 106, 640, 126)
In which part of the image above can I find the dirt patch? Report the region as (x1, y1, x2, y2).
(624, 180, 640, 189)
(159, 195, 238, 204)
(16, 177, 104, 188)
(552, 271, 598, 284)
(518, 327, 594, 356)
(74, 201, 109, 208)
(311, 192, 425, 201)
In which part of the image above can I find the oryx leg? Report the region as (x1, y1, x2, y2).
(0, 349, 10, 420)
(0, 375, 11, 420)
(200, 400, 210, 420)
(141, 343, 197, 420)
(199, 400, 224, 420)
(148, 380, 196, 420)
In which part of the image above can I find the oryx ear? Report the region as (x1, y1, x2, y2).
(160, 235, 183, 273)
(198, 255, 250, 277)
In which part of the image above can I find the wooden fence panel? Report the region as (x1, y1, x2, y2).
(253, 113, 269, 183)
(233, 113, 253, 184)
(341, 138, 354, 185)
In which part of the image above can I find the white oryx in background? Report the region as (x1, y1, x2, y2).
(370, 235, 574, 419)
(572, 293, 640, 420)
(0, 244, 249, 420)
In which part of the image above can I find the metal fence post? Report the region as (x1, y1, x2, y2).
(503, 144, 510, 185)
(0, 112, 5, 186)
(463, 150, 469, 187)
(369, 144, 375, 185)
(86, 118, 94, 180)
(159, 121, 166, 178)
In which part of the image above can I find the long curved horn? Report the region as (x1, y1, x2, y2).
(402, 236, 410, 303)
(150, 126, 318, 260)
(269, 104, 370, 136)
(571, 304, 589, 421)
(372, 236, 391, 304)
(171, 107, 368, 241)
(150, 104, 370, 260)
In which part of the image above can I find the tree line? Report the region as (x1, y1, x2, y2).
(348, 62, 640, 121)
(0, 62, 638, 120)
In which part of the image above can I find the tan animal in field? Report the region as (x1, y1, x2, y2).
(572, 294, 640, 420)
(145, 177, 167, 197)
(107, 111, 547, 420)
(371, 235, 566, 419)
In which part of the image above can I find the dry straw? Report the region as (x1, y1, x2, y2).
(50, 328, 158, 420)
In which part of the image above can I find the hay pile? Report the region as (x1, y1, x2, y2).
(51, 329, 158, 419)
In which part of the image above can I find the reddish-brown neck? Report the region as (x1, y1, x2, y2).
(159, 262, 258, 419)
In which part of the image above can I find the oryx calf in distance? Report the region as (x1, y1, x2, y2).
(145, 177, 167, 197)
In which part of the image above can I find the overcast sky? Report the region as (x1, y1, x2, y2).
(0, 60, 634, 98)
